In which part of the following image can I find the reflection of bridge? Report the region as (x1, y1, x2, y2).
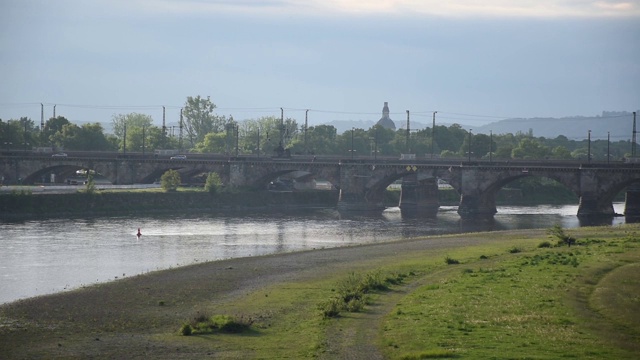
(3, 154, 640, 218)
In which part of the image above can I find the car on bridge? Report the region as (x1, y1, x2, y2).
(170, 155, 187, 160)
(51, 153, 67, 157)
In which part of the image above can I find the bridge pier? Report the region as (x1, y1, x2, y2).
(457, 194, 497, 218)
(577, 191, 615, 217)
(624, 183, 640, 217)
(337, 166, 385, 212)
(399, 175, 439, 216)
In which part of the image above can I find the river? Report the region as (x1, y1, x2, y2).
(0, 203, 628, 304)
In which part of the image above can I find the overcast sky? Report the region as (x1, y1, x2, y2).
(1, 0, 639, 128)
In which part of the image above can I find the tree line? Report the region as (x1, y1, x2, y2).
(0, 96, 633, 161)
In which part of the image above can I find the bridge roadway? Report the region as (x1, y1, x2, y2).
(3, 152, 640, 218)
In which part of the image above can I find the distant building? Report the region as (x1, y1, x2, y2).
(376, 102, 396, 130)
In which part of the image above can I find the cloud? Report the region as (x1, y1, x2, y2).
(118, 0, 640, 18)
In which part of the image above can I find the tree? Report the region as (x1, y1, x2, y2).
(41, 116, 70, 146)
(551, 146, 573, 160)
(204, 172, 223, 194)
(182, 96, 228, 147)
(84, 172, 96, 194)
(511, 138, 550, 159)
(547, 224, 575, 247)
(290, 125, 337, 155)
(160, 169, 181, 192)
(112, 113, 154, 151)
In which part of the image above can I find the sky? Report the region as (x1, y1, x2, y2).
(1, 0, 639, 130)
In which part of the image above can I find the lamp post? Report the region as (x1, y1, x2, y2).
(607, 131, 610, 164)
(587, 130, 591, 163)
(350, 128, 355, 159)
(431, 111, 437, 158)
(489, 130, 493, 163)
(468, 129, 472, 162)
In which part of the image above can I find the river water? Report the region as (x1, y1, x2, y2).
(0, 204, 628, 304)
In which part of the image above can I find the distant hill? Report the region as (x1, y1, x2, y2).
(320, 111, 638, 141)
(472, 111, 637, 141)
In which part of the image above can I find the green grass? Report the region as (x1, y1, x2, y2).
(380, 228, 640, 359)
(158, 225, 640, 359)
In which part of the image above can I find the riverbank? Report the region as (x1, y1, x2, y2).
(1, 225, 638, 359)
(0, 189, 340, 219)
(1, 185, 586, 220)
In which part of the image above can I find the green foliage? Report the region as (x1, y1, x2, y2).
(320, 271, 408, 318)
(181, 314, 254, 336)
(508, 246, 522, 253)
(182, 95, 230, 147)
(547, 224, 576, 247)
(538, 241, 552, 248)
(160, 169, 181, 192)
(84, 172, 96, 194)
(204, 172, 222, 193)
(445, 256, 460, 264)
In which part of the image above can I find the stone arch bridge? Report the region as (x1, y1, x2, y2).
(3, 154, 640, 218)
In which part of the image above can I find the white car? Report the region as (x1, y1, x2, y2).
(170, 155, 187, 160)
(51, 153, 67, 157)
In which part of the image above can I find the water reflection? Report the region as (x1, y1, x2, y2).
(0, 203, 627, 304)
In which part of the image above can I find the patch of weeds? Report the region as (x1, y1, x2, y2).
(479, 255, 489, 259)
(180, 314, 255, 336)
(509, 246, 522, 254)
(538, 241, 552, 248)
(320, 270, 406, 318)
(445, 256, 460, 265)
(462, 268, 474, 274)
(399, 349, 458, 359)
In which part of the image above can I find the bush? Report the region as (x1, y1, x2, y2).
(445, 256, 460, 265)
(547, 224, 576, 247)
(538, 241, 552, 248)
(160, 169, 181, 192)
(204, 172, 222, 194)
(180, 323, 193, 336)
(180, 314, 254, 335)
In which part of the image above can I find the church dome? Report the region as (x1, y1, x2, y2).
(376, 101, 396, 130)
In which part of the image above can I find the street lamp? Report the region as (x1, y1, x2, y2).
(587, 130, 591, 163)
(350, 128, 355, 159)
(431, 111, 437, 158)
(607, 131, 610, 164)
(468, 129, 472, 162)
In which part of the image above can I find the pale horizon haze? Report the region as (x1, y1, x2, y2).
(1, 0, 639, 129)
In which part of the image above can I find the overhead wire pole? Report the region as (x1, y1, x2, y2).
(304, 109, 308, 154)
(406, 110, 410, 153)
(632, 112, 637, 157)
(431, 111, 437, 158)
(162, 106, 166, 149)
(40, 103, 44, 130)
(179, 108, 183, 152)
(279, 107, 284, 150)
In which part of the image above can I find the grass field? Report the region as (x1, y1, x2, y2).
(165, 225, 640, 359)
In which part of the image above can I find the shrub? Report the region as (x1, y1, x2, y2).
(181, 314, 254, 335)
(319, 298, 343, 319)
(204, 172, 222, 194)
(84, 172, 96, 194)
(160, 169, 181, 192)
(538, 241, 552, 248)
(180, 323, 193, 336)
(509, 247, 522, 254)
(547, 224, 576, 247)
(445, 256, 460, 265)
